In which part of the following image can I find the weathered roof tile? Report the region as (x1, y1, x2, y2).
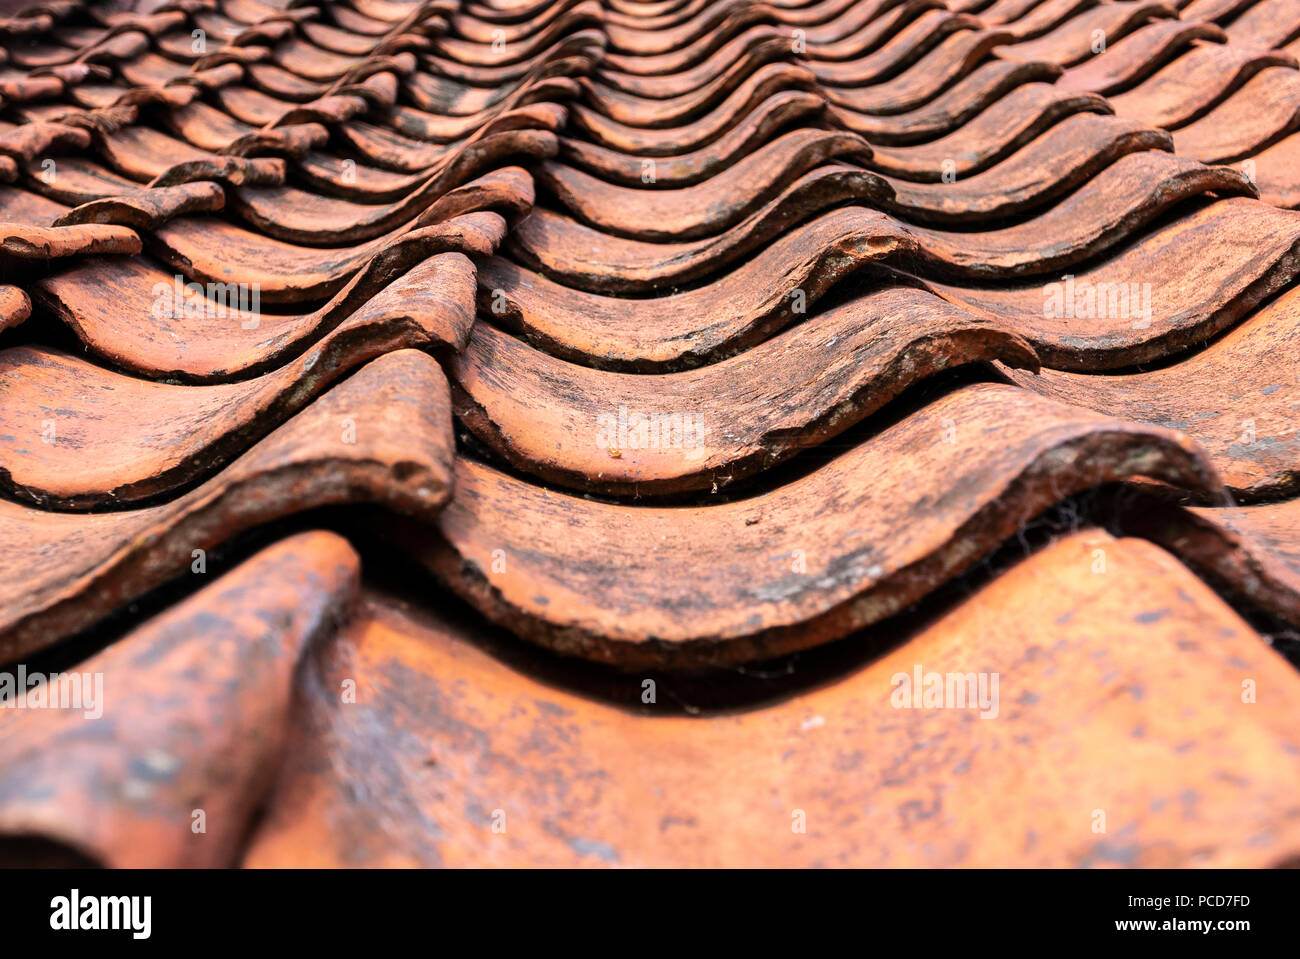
(1, 0, 1299, 868)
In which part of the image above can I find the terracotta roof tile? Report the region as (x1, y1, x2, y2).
(0, 531, 360, 869)
(412, 382, 1221, 667)
(240, 531, 1300, 867)
(0, 348, 453, 663)
(1, 0, 1299, 867)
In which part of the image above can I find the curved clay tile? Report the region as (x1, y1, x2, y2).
(1004, 283, 1300, 500)
(602, 0, 735, 31)
(383, 96, 570, 146)
(1106, 42, 1296, 130)
(270, 37, 365, 82)
(578, 41, 804, 127)
(465, 0, 579, 23)
(241, 534, 1300, 867)
(809, 11, 984, 86)
(206, 19, 299, 53)
(910, 197, 1300, 369)
(558, 89, 827, 187)
(405, 70, 545, 116)
(423, 29, 605, 84)
(98, 123, 246, 180)
(536, 128, 871, 240)
(242, 59, 343, 101)
(0, 120, 91, 163)
(416, 382, 1220, 668)
(0, 531, 360, 869)
(0, 348, 454, 663)
(1055, 19, 1226, 95)
(349, 101, 488, 143)
(805, 0, 945, 61)
(599, 5, 786, 72)
(306, 21, 428, 59)
(829, 59, 1062, 143)
(102, 10, 190, 38)
(817, 27, 1018, 114)
(218, 85, 370, 127)
(738, 0, 869, 26)
(437, 2, 602, 65)
(166, 39, 271, 73)
(901, 151, 1255, 278)
(5, 45, 72, 72)
(514, 151, 1250, 291)
(358, 0, 456, 24)
(224, 122, 333, 159)
(1116, 495, 1300, 628)
(993, 0, 1175, 68)
(50, 179, 225, 229)
(1240, 130, 1300, 207)
(165, 100, 328, 155)
(865, 83, 1111, 180)
(138, 55, 244, 98)
(148, 206, 504, 302)
(335, 67, 408, 107)
(23, 156, 140, 205)
(454, 285, 1038, 495)
(71, 82, 203, 113)
(603, 1, 775, 58)
(479, 205, 908, 369)
(595, 26, 786, 95)
(805, 0, 946, 38)
(0, 13, 56, 38)
(326, 2, 406, 34)
(1171, 66, 1300, 163)
(453, 0, 592, 42)
(604, 0, 696, 17)
(30, 28, 149, 68)
(980, 0, 1096, 37)
(0, 219, 141, 259)
(338, 113, 547, 178)
(885, 114, 1169, 223)
(1173, 0, 1257, 17)
(322, 107, 562, 191)
(150, 153, 285, 189)
(301, 18, 393, 55)
(41, 214, 498, 374)
(0, 74, 67, 104)
(0, 285, 30, 334)
(0, 0, 1294, 872)
(409, 163, 538, 225)
(1224, 0, 1300, 49)
(975, 0, 1063, 26)
(508, 164, 894, 293)
(0, 253, 474, 508)
(568, 62, 816, 153)
(406, 69, 582, 121)
(229, 128, 551, 244)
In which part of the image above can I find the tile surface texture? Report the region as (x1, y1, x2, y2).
(0, 0, 1298, 867)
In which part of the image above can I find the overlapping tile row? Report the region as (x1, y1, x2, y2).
(448, 0, 1300, 668)
(0, 0, 585, 866)
(0, 0, 586, 668)
(2, 0, 1300, 868)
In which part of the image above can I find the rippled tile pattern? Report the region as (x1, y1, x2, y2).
(0, 0, 1299, 867)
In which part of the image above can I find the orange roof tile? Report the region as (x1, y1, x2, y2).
(0, 0, 1298, 868)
